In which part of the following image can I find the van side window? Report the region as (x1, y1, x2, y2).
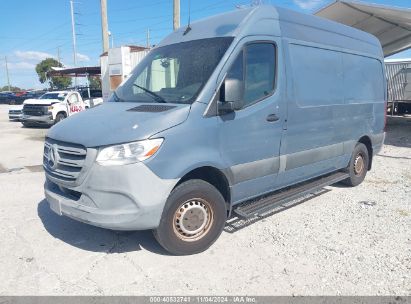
(244, 43, 276, 105)
(226, 50, 243, 82)
(224, 43, 276, 109)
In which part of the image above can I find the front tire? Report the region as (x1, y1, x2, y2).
(54, 113, 66, 124)
(154, 179, 227, 255)
(342, 143, 369, 187)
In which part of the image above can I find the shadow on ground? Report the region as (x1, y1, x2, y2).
(37, 199, 169, 255)
(384, 116, 411, 148)
(21, 124, 50, 130)
(225, 188, 331, 233)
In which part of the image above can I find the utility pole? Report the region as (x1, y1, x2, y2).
(146, 28, 150, 48)
(101, 0, 109, 52)
(57, 47, 61, 65)
(4, 56, 11, 91)
(70, 0, 77, 66)
(173, 0, 180, 31)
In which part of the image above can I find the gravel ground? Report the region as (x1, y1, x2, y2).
(0, 105, 409, 295)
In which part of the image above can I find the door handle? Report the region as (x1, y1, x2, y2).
(266, 113, 279, 122)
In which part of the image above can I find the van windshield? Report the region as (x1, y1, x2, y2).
(113, 37, 234, 104)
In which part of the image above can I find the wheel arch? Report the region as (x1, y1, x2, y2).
(358, 135, 373, 170)
(174, 166, 231, 208)
(55, 110, 67, 118)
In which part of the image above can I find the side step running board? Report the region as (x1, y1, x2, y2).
(233, 171, 349, 219)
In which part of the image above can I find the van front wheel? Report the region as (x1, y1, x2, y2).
(154, 179, 227, 255)
(342, 143, 369, 187)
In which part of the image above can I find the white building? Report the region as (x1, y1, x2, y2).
(100, 45, 150, 101)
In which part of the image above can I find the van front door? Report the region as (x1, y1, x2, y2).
(218, 38, 286, 204)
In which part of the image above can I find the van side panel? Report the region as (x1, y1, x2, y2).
(279, 40, 385, 187)
(340, 52, 386, 154)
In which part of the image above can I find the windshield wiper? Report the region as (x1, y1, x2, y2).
(133, 84, 167, 103)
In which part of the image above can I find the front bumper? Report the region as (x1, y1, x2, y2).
(44, 160, 178, 230)
(8, 113, 22, 120)
(22, 114, 54, 124)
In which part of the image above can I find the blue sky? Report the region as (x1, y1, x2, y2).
(0, 0, 410, 89)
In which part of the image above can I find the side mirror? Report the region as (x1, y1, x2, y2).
(218, 78, 243, 114)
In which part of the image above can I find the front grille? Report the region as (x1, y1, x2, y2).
(23, 104, 48, 116)
(43, 138, 87, 182)
(9, 110, 22, 114)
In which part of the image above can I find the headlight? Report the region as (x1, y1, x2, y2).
(48, 105, 54, 110)
(96, 138, 163, 166)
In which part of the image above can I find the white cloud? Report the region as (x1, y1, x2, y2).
(76, 53, 90, 62)
(14, 50, 54, 61)
(293, 0, 324, 10)
(0, 61, 35, 70)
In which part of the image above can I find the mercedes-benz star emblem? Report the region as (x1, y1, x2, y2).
(47, 144, 59, 170)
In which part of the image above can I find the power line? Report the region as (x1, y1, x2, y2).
(7, 22, 71, 51)
(110, 0, 246, 42)
(80, 0, 169, 18)
(109, 14, 173, 25)
(71, 0, 249, 49)
(0, 36, 70, 41)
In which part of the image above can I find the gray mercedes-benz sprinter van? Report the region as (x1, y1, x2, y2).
(43, 5, 386, 255)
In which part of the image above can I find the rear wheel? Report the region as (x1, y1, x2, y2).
(55, 113, 66, 124)
(342, 143, 369, 187)
(154, 179, 227, 255)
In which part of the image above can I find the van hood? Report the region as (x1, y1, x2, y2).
(24, 98, 61, 105)
(47, 102, 191, 147)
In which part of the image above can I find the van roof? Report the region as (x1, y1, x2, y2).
(158, 5, 383, 58)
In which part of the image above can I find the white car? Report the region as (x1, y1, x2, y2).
(21, 91, 86, 127)
(8, 104, 24, 121)
(80, 89, 103, 108)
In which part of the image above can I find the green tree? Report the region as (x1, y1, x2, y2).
(88, 76, 101, 89)
(35, 58, 72, 90)
(1, 85, 22, 92)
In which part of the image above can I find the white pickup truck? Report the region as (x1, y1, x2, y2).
(21, 91, 86, 127)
